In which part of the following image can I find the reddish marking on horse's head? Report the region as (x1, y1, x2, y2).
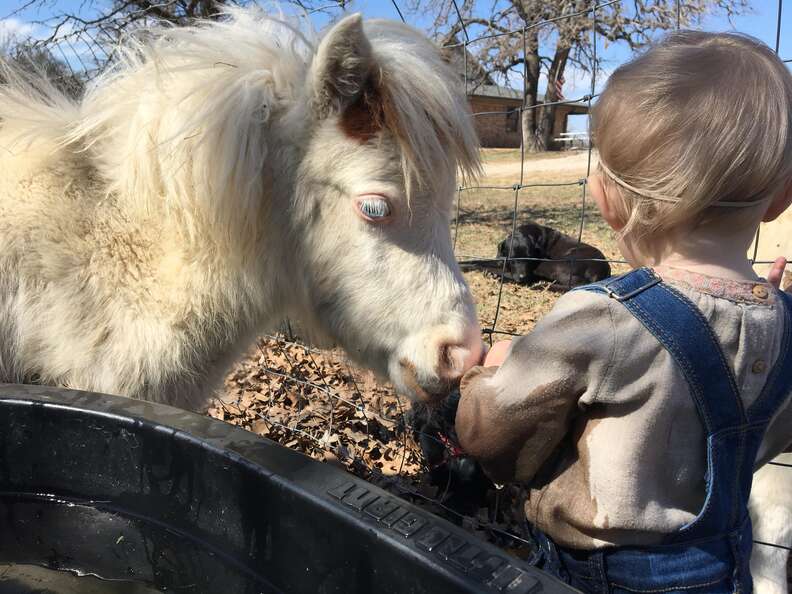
(340, 80, 385, 142)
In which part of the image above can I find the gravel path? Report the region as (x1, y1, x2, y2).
(482, 150, 598, 180)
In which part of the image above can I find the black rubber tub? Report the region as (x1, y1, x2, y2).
(0, 384, 576, 594)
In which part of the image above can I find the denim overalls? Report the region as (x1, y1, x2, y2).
(529, 267, 792, 594)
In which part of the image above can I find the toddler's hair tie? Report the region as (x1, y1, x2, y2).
(599, 161, 768, 209)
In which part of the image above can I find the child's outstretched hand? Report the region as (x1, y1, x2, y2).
(483, 340, 512, 367)
(768, 257, 789, 291)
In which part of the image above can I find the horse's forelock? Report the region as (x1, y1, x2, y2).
(360, 21, 482, 195)
(336, 21, 481, 198)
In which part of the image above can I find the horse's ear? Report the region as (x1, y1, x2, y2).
(310, 13, 373, 119)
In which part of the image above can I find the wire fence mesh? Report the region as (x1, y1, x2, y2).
(9, 0, 792, 560)
(444, 0, 792, 561)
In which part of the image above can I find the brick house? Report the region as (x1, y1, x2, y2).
(468, 84, 589, 149)
(440, 44, 588, 149)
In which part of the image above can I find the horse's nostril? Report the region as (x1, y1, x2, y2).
(438, 342, 482, 380)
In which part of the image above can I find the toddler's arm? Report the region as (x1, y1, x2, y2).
(455, 291, 615, 485)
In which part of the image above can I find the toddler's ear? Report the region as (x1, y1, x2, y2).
(589, 174, 625, 232)
(763, 178, 792, 222)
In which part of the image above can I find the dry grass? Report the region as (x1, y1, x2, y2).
(454, 158, 627, 336)
(479, 148, 575, 163)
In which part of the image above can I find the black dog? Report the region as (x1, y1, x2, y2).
(406, 390, 493, 517)
(461, 222, 611, 290)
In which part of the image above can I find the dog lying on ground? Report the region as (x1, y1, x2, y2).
(460, 222, 611, 290)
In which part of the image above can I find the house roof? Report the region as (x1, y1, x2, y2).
(469, 84, 590, 110)
(440, 38, 589, 109)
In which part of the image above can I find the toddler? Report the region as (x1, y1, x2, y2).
(456, 31, 792, 593)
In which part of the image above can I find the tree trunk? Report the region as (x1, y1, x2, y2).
(537, 42, 570, 151)
(521, 30, 542, 153)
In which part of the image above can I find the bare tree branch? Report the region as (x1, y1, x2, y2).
(414, 0, 748, 151)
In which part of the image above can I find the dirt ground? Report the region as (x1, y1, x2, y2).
(480, 148, 597, 181)
(457, 147, 627, 337)
(208, 148, 621, 554)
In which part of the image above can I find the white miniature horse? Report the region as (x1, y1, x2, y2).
(0, 8, 484, 410)
(751, 453, 792, 594)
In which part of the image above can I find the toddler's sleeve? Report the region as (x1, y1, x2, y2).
(456, 290, 615, 485)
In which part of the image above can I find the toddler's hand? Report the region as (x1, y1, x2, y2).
(483, 340, 512, 367)
(768, 257, 789, 291)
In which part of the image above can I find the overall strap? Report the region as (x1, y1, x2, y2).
(576, 269, 792, 540)
(575, 268, 745, 432)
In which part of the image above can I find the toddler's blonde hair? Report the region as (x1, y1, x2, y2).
(591, 31, 792, 247)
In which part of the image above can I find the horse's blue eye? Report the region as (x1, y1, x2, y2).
(359, 198, 391, 220)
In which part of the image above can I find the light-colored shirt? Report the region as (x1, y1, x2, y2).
(456, 266, 792, 549)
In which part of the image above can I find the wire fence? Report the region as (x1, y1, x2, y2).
(454, 0, 601, 342)
(11, 0, 792, 560)
(450, 0, 789, 343)
(441, 0, 792, 562)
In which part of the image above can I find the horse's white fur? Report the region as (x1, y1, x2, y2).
(751, 453, 792, 594)
(0, 7, 483, 410)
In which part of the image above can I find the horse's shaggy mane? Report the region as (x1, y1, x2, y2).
(0, 8, 480, 248)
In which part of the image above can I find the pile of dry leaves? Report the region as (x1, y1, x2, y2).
(208, 333, 533, 556)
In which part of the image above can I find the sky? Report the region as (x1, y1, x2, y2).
(1, 0, 789, 132)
